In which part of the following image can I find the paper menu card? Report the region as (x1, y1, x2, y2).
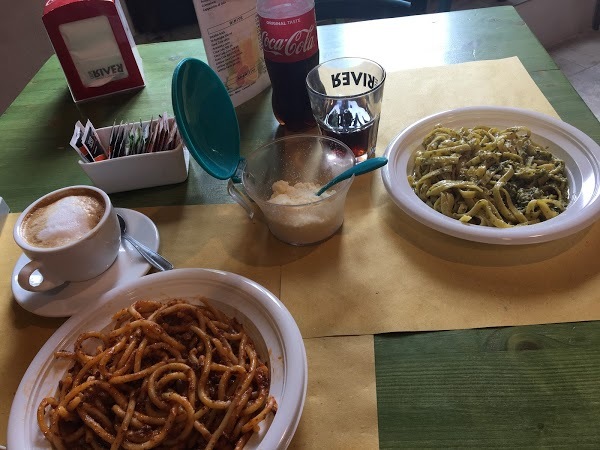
(192, 0, 271, 107)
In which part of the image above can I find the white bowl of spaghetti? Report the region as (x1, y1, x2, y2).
(8, 268, 307, 449)
(382, 106, 600, 244)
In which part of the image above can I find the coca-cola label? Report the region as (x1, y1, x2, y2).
(258, 9, 318, 63)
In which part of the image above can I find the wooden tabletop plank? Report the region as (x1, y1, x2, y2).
(375, 322, 600, 446)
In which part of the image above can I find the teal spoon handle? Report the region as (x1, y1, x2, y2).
(316, 156, 388, 196)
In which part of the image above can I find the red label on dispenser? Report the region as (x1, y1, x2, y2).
(42, 0, 145, 102)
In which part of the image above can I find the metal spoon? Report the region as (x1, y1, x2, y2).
(316, 156, 388, 196)
(117, 214, 174, 271)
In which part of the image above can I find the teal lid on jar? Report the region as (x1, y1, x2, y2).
(171, 58, 241, 180)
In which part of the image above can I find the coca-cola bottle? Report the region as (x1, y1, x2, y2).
(257, 0, 319, 131)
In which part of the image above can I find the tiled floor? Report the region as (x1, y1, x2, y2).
(548, 30, 600, 121)
(440, 0, 600, 120)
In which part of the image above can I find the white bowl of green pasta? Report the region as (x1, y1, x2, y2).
(382, 106, 600, 244)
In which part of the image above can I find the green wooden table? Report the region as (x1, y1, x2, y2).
(3, 6, 600, 447)
(3, 6, 599, 213)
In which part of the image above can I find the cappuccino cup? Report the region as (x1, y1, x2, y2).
(13, 185, 120, 292)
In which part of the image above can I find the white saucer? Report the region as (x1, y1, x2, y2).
(11, 208, 159, 318)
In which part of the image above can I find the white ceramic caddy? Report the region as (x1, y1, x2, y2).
(78, 118, 190, 194)
(8, 268, 308, 450)
(382, 106, 600, 244)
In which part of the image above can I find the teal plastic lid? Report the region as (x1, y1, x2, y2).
(171, 58, 241, 180)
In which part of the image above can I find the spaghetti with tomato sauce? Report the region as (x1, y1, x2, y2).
(37, 299, 276, 449)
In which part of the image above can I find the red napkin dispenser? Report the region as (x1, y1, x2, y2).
(42, 0, 145, 102)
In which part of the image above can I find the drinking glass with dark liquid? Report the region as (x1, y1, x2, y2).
(306, 57, 386, 163)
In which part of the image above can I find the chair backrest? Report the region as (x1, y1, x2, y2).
(314, 0, 428, 22)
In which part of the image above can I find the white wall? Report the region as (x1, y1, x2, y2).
(516, 0, 597, 48)
(0, 0, 53, 116)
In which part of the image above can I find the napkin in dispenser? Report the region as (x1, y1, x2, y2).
(42, 0, 145, 102)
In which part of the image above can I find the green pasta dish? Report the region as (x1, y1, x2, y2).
(408, 125, 569, 228)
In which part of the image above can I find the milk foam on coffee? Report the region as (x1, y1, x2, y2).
(23, 194, 105, 248)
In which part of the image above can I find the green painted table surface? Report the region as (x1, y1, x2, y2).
(3, 6, 600, 447)
(2, 6, 599, 213)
